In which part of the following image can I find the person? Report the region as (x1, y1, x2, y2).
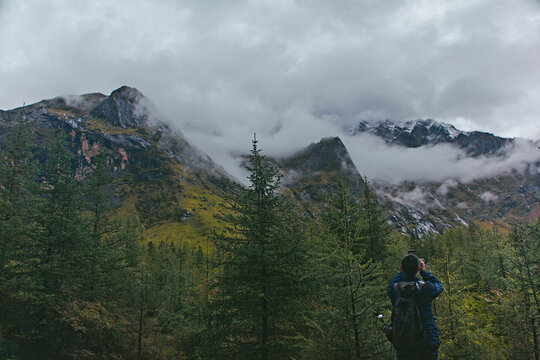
(388, 254, 443, 360)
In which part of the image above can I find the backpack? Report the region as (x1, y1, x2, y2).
(391, 281, 426, 353)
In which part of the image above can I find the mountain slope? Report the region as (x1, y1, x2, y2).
(0, 86, 234, 248)
(2, 89, 537, 239)
(276, 120, 539, 236)
(352, 119, 512, 156)
(277, 137, 365, 216)
(349, 119, 540, 235)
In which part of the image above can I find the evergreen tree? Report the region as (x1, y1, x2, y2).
(358, 178, 390, 262)
(307, 179, 388, 359)
(433, 247, 507, 359)
(83, 148, 132, 301)
(0, 116, 39, 280)
(508, 222, 539, 360)
(26, 133, 94, 358)
(0, 129, 138, 359)
(212, 136, 309, 360)
(0, 116, 41, 358)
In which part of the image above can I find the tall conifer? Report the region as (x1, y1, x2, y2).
(358, 178, 390, 262)
(308, 179, 387, 359)
(213, 136, 308, 360)
(0, 116, 41, 358)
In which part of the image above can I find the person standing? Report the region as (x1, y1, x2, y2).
(388, 254, 443, 360)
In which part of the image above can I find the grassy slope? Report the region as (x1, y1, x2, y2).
(8, 105, 234, 253)
(5, 104, 536, 244)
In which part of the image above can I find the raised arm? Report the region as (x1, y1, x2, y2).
(419, 270, 443, 300)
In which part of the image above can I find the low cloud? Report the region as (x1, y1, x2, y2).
(457, 202, 468, 209)
(480, 191, 499, 202)
(1, 1, 540, 138)
(342, 133, 540, 184)
(182, 107, 342, 182)
(1, 0, 540, 182)
(192, 127, 540, 186)
(385, 187, 428, 206)
(437, 179, 459, 195)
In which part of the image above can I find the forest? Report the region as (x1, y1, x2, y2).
(0, 119, 538, 360)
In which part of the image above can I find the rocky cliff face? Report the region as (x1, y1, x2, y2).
(2, 88, 537, 239)
(0, 86, 234, 248)
(278, 121, 539, 236)
(276, 137, 365, 216)
(376, 172, 540, 236)
(2, 86, 229, 180)
(352, 119, 511, 156)
(280, 137, 361, 182)
(91, 86, 150, 128)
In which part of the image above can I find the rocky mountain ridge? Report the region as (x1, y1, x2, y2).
(277, 132, 539, 236)
(277, 119, 539, 236)
(1, 86, 229, 178)
(275, 137, 365, 217)
(351, 119, 513, 157)
(1, 87, 538, 239)
(0, 86, 234, 248)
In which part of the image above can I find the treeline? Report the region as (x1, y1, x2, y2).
(0, 121, 538, 359)
(412, 221, 539, 359)
(0, 120, 143, 359)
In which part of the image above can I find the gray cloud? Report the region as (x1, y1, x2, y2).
(480, 191, 499, 202)
(1, 0, 540, 182)
(342, 134, 540, 184)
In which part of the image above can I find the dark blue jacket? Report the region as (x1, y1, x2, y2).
(387, 270, 444, 347)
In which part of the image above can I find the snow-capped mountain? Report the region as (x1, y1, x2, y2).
(351, 119, 511, 157)
(277, 120, 539, 236)
(1, 87, 537, 239)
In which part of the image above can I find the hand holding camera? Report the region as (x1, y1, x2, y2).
(418, 258, 426, 272)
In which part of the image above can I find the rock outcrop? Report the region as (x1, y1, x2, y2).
(352, 119, 511, 156)
(91, 86, 150, 128)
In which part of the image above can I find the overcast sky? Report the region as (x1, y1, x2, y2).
(1, 0, 539, 182)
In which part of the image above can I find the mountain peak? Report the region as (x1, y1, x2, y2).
(111, 85, 144, 100)
(282, 137, 354, 173)
(351, 118, 510, 156)
(90, 86, 152, 128)
(279, 136, 363, 190)
(274, 137, 364, 215)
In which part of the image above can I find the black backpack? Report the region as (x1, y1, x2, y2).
(391, 281, 426, 353)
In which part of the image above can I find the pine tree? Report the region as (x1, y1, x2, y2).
(213, 136, 309, 360)
(38, 133, 87, 295)
(82, 147, 129, 301)
(508, 222, 539, 360)
(308, 178, 387, 359)
(430, 228, 510, 359)
(0, 116, 41, 358)
(0, 116, 39, 277)
(2, 131, 136, 359)
(24, 132, 90, 358)
(358, 178, 390, 262)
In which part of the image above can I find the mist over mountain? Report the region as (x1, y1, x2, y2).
(278, 128, 539, 236)
(341, 119, 540, 185)
(2, 1, 540, 356)
(1, 86, 538, 237)
(350, 119, 511, 156)
(0, 86, 236, 249)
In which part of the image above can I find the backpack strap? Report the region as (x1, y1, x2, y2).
(395, 281, 423, 298)
(394, 283, 401, 298)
